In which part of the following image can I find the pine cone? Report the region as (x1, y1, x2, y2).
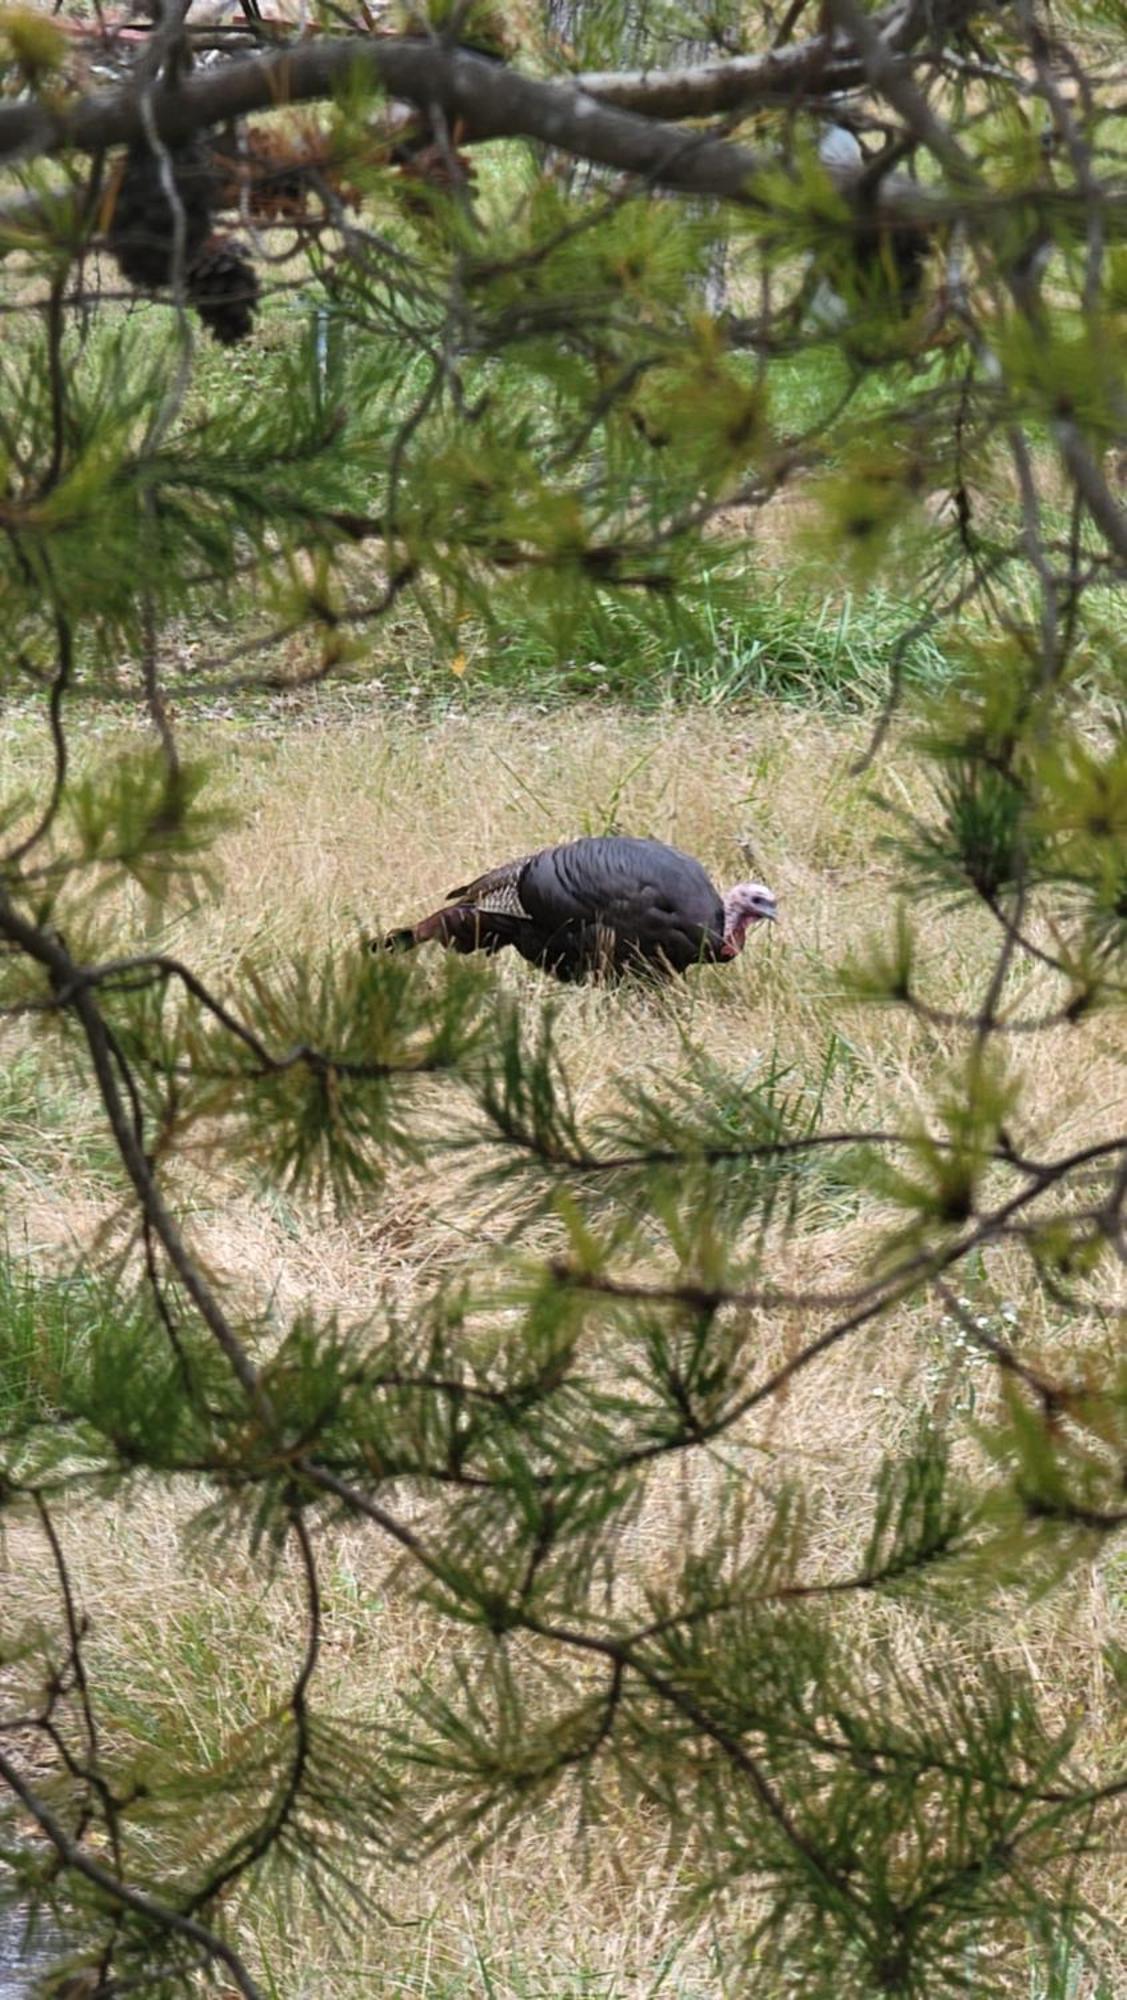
(107, 139, 217, 289)
(187, 236, 260, 346)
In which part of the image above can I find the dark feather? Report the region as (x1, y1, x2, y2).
(519, 837, 725, 976)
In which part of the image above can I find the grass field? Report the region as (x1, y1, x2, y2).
(1, 691, 1124, 1997)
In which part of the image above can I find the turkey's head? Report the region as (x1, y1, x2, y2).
(720, 882, 777, 958)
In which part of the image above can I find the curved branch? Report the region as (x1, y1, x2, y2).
(575, 0, 984, 115)
(0, 1745, 266, 2000)
(1, 32, 1123, 244)
(0, 896, 267, 1414)
(569, 0, 922, 116)
(0, 38, 767, 199)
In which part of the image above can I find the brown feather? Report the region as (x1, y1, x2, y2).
(446, 848, 547, 912)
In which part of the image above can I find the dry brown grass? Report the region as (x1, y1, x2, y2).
(2, 695, 1125, 1996)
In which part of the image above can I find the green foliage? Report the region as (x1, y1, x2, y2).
(0, 1252, 246, 1474)
(807, 448, 929, 588)
(865, 1052, 1020, 1258)
(0, 1253, 106, 1434)
(1000, 314, 1126, 435)
(0, 4, 1126, 1995)
(60, 751, 231, 901)
(187, 947, 492, 1206)
(0, 6, 65, 83)
(375, 575, 952, 709)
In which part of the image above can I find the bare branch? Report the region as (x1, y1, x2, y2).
(569, 0, 938, 117)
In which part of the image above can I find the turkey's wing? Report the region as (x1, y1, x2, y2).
(447, 847, 549, 917)
(520, 837, 723, 970)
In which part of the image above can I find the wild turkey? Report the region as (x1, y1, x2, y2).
(378, 835, 776, 983)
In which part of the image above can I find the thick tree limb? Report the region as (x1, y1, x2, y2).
(2, 27, 1122, 245)
(0, 9, 956, 206)
(0, 38, 769, 196)
(572, 0, 949, 116)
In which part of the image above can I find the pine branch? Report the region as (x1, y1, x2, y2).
(0, 1744, 266, 2000)
(0, 893, 267, 1411)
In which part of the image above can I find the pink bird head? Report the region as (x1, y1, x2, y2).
(720, 882, 777, 958)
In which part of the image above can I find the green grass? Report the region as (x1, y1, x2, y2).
(0, 1252, 114, 1430)
(1027, 1936, 1119, 2000)
(354, 571, 953, 712)
(490, 579, 952, 708)
(0, 1048, 120, 1190)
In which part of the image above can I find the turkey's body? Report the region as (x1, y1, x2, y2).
(386, 835, 731, 982)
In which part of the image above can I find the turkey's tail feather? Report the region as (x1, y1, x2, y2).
(371, 905, 520, 957)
